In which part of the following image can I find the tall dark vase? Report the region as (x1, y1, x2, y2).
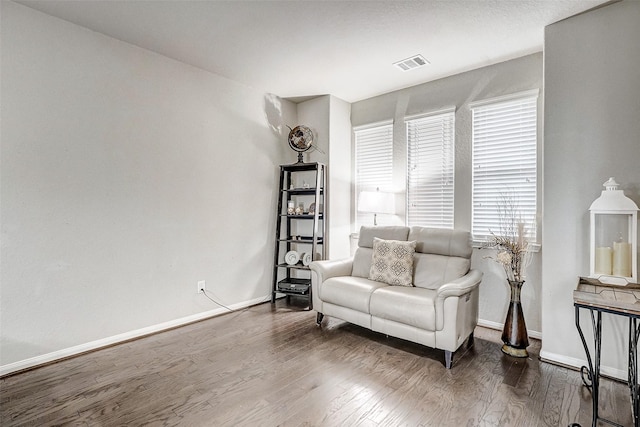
(501, 279, 529, 357)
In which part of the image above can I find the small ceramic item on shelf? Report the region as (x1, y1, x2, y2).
(284, 251, 300, 265)
(302, 253, 312, 266)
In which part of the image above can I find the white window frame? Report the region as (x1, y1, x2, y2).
(405, 108, 455, 229)
(354, 120, 394, 229)
(470, 89, 539, 246)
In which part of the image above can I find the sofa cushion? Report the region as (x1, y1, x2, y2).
(352, 247, 373, 278)
(370, 286, 437, 330)
(409, 227, 472, 258)
(408, 227, 472, 290)
(358, 226, 410, 248)
(369, 238, 416, 287)
(320, 276, 388, 313)
(413, 253, 471, 290)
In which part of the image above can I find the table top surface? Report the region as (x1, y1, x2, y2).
(574, 276, 640, 316)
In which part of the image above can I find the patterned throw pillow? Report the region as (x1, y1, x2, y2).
(369, 238, 416, 286)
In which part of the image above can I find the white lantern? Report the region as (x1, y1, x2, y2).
(589, 177, 638, 285)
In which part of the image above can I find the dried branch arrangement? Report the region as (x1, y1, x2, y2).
(483, 192, 533, 282)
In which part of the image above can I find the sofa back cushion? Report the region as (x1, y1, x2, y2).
(358, 226, 410, 248)
(409, 227, 472, 258)
(408, 227, 472, 289)
(412, 254, 471, 289)
(352, 226, 410, 278)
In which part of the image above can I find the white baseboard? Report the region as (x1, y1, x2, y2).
(0, 295, 271, 377)
(477, 321, 627, 381)
(539, 350, 626, 381)
(477, 318, 542, 340)
(1, 307, 554, 378)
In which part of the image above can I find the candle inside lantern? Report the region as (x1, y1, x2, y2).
(612, 241, 632, 277)
(595, 247, 612, 275)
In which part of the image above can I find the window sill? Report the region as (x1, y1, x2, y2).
(472, 241, 541, 253)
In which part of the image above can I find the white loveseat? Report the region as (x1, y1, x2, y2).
(309, 226, 482, 368)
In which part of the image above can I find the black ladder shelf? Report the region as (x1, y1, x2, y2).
(271, 162, 326, 309)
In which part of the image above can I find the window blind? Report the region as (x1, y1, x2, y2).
(471, 92, 538, 242)
(354, 122, 394, 229)
(406, 110, 455, 228)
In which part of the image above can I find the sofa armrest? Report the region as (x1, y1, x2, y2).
(436, 269, 483, 299)
(435, 269, 483, 330)
(309, 258, 354, 285)
(309, 258, 354, 311)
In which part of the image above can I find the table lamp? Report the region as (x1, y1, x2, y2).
(358, 188, 395, 226)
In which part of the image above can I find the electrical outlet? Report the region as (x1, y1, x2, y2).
(197, 280, 206, 294)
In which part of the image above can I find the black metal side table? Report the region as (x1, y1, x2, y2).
(573, 277, 640, 427)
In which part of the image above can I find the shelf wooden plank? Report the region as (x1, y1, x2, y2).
(278, 238, 324, 244)
(276, 263, 310, 270)
(281, 188, 324, 194)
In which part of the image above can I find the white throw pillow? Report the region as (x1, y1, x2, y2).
(369, 237, 416, 287)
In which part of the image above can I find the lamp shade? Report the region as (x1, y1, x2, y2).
(358, 190, 395, 214)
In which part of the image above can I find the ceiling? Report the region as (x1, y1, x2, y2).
(17, 0, 610, 103)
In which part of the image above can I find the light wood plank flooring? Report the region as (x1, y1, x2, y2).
(0, 298, 633, 426)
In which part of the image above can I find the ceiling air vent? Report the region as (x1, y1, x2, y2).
(393, 54, 430, 72)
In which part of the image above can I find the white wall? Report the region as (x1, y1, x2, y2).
(0, 2, 296, 371)
(541, 0, 640, 378)
(328, 96, 352, 259)
(297, 95, 352, 259)
(351, 53, 544, 335)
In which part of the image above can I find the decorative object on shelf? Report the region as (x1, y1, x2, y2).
(301, 253, 312, 266)
(294, 206, 303, 215)
(287, 200, 295, 215)
(284, 250, 300, 265)
(287, 125, 314, 163)
(589, 177, 638, 285)
(483, 192, 533, 357)
(308, 202, 316, 214)
(357, 187, 395, 226)
(302, 252, 321, 266)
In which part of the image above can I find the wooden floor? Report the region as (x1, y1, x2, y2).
(0, 298, 633, 426)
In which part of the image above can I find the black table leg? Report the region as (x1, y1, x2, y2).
(575, 305, 625, 427)
(575, 306, 601, 427)
(629, 318, 640, 427)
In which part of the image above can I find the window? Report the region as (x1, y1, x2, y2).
(406, 109, 455, 228)
(471, 90, 538, 242)
(354, 121, 394, 229)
